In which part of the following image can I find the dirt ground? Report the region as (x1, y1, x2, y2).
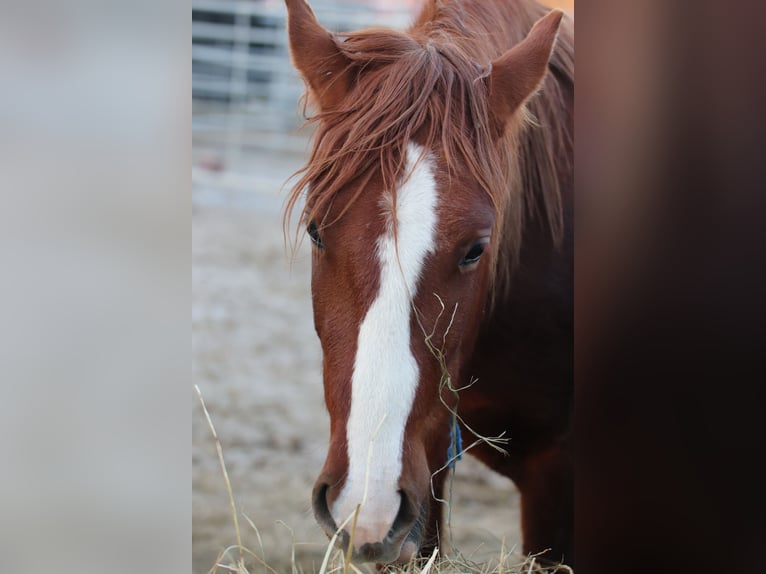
(191, 152, 523, 573)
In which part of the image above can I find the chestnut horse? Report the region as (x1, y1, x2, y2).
(284, 0, 573, 566)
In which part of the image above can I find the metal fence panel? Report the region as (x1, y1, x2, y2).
(192, 0, 416, 183)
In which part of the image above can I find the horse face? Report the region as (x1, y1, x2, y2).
(308, 144, 494, 562)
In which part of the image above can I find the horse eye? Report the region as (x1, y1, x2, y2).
(307, 221, 324, 249)
(459, 242, 485, 266)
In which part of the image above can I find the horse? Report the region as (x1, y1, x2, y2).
(283, 0, 573, 566)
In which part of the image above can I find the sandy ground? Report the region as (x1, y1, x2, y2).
(192, 150, 523, 574)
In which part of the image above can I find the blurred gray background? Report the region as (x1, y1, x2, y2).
(192, 0, 415, 180)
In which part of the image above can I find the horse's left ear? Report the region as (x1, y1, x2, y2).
(487, 9, 564, 134)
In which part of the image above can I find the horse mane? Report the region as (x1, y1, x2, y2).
(285, 0, 574, 300)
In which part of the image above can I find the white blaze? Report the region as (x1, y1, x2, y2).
(331, 144, 438, 544)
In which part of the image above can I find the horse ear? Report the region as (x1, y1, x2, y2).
(285, 0, 351, 111)
(487, 9, 564, 133)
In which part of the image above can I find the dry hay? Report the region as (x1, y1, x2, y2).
(195, 386, 572, 574)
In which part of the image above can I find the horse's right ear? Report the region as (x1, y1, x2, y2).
(285, 0, 351, 111)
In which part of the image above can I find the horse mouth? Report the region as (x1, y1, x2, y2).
(348, 507, 425, 564)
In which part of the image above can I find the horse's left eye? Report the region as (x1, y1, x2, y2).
(307, 221, 324, 249)
(459, 241, 486, 266)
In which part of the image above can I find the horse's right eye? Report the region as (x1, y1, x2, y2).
(307, 221, 324, 249)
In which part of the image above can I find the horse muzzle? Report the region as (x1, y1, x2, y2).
(312, 481, 425, 563)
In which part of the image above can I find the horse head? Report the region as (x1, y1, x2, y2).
(284, 0, 563, 562)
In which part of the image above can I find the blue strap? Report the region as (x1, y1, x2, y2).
(447, 414, 463, 470)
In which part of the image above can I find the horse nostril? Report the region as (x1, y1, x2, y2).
(312, 482, 339, 537)
(387, 488, 419, 543)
